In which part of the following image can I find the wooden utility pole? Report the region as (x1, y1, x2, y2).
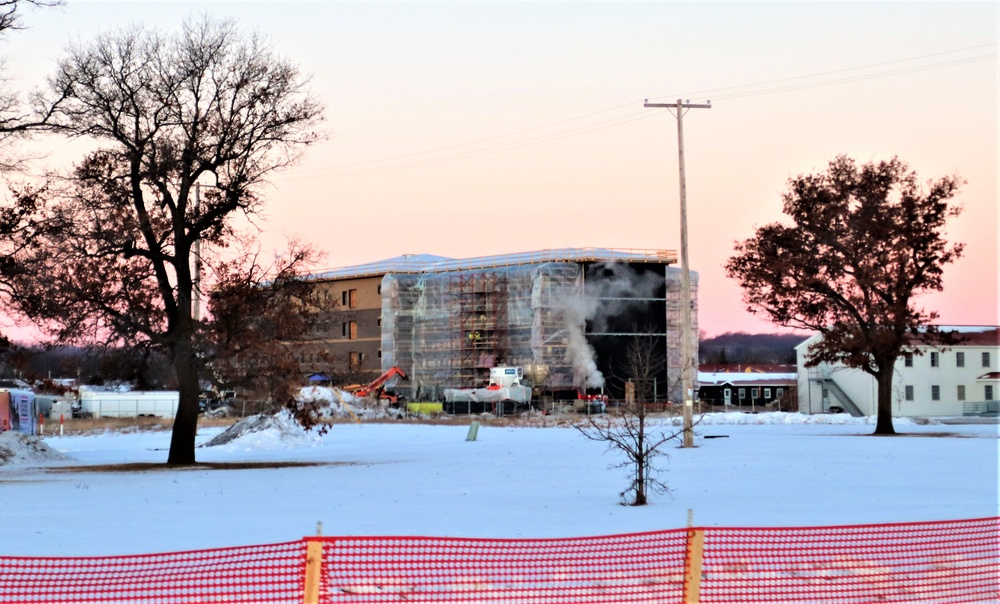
(644, 99, 710, 448)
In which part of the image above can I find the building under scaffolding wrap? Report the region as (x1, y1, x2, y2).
(372, 248, 698, 405)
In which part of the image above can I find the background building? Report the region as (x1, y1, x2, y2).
(796, 326, 1000, 417)
(697, 364, 798, 411)
(303, 248, 698, 404)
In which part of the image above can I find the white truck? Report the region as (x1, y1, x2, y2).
(443, 366, 532, 415)
(77, 390, 180, 419)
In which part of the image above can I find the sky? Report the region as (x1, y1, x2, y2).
(3, 1, 997, 337)
(0, 411, 996, 557)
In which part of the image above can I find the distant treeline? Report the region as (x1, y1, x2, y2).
(700, 332, 809, 365)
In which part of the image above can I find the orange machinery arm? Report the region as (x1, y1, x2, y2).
(357, 366, 407, 397)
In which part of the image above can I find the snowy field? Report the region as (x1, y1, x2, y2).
(0, 412, 997, 557)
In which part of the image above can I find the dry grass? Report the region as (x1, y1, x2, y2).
(48, 461, 359, 473)
(41, 416, 238, 436)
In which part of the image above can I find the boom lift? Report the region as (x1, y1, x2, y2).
(344, 366, 408, 404)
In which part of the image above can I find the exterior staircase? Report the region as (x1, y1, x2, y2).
(817, 378, 865, 417)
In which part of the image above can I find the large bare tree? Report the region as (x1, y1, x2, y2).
(4, 16, 323, 463)
(725, 156, 963, 435)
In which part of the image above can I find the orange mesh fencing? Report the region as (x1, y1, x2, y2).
(697, 517, 1000, 603)
(0, 518, 996, 603)
(316, 529, 689, 602)
(0, 541, 306, 603)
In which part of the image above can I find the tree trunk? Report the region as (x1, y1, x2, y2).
(873, 364, 896, 436)
(634, 417, 647, 505)
(634, 455, 647, 506)
(167, 340, 201, 465)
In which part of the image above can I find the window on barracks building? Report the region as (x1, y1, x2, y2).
(930, 352, 939, 367)
(931, 385, 940, 401)
(956, 352, 965, 367)
(957, 385, 966, 401)
(904, 385, 914, 401)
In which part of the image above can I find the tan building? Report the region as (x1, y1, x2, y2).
(297, 248, 699, 403)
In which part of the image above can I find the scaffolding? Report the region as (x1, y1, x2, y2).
(381, 260, 697, 403)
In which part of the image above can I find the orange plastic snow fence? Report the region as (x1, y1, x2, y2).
(0, 517, 996, 603)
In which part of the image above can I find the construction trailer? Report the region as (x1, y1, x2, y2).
(77, 390, 180, 419)
(377, 248, 698, 408)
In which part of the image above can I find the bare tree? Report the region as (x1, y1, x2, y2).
(577, 335, 689, 506)
(205, 240, 337, 431)
(725, 156, 963, 435)
(1, 16, 323, 464)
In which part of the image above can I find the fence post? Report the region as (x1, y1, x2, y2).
(303, 539, 323, 604)
(683, 528, 705, 603)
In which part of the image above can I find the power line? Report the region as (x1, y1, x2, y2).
(279, 44, 996, 181)
(644, 43, 995, 102)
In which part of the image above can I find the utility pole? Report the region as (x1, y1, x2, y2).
(644, 99, 710, 448)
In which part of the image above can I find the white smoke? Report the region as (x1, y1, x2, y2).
(561, 294, 605, 388)
(556, 263, 664, 390)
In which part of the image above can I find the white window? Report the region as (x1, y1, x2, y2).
(987, 385, 995, 401)
(984, 352, 992, 368)
(751, 387, 759, 398)
(764, 388, 772, 399)
(739, 388, 745, 399)
(956, 352, 965, 367)
(931, 385, 940, 401)
(957, 385, 966, 401)
(904, 385, 914, 401)
(930, 352, 939, 368)
(776, 388, 784, 398)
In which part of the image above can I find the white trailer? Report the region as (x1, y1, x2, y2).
(78, 391, 179, 419)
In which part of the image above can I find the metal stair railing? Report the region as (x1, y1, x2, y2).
(819, 378, 865, 417)
(963, 401, 1000, 416)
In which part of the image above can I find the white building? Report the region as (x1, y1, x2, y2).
(796, 326, 999, 418)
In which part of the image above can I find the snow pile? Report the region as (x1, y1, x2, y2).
(670, 412, 923, 426)
(201, 410, 319, 449)
(0, 432, 73, 466)
(297, 386, 407, 421)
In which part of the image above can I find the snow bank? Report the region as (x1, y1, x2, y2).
(689, 412, 917, 426)
(0, 432, 73, 466)
(201, 410, 319, 449)
(297, 386, 407, 421)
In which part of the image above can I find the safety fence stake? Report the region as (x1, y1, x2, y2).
(683, 527, 705, 603)
(303, 540, 323, 604)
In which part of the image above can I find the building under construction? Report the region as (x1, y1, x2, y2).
(306, 248, 698, 404)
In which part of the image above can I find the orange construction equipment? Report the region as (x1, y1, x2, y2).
(345, 366, 408, 404)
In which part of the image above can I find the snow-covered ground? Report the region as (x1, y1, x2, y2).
(0, 412, 996, 556)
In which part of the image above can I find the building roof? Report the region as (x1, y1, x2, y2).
(698, 371, 798, 386)
(795, 326, 1000, 350)
(311, 248, 678, 281)
(699, 364, 797, 374)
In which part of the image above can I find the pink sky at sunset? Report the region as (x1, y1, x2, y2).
(5, 1, 997, 338)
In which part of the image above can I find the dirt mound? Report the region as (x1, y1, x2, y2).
(0, 432, 73, 466)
